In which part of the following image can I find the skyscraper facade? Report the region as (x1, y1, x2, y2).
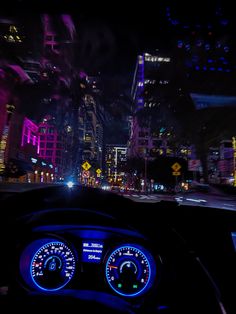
(128, 52, 174, 159)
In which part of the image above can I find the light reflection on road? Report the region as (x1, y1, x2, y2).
(124, 192, 236, 211)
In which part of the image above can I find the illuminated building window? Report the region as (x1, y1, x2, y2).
(4, 25, 23, 43)
(145, 55, 171, 62)
(138, 56, 144, 64)
(66, 125, 72, 133)
(159, 80, 169, 85)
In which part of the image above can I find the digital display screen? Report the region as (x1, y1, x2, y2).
(82, 241, 104, 263)
(231, 232, 236, 251)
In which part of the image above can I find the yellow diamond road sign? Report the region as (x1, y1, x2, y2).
(96, 168, 102, 174)
(82, 161, 91, 171)
(171, 162, 181, 172)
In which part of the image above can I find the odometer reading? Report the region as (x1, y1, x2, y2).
(105, 245, 154, 297)
(30, 241, 76, 291)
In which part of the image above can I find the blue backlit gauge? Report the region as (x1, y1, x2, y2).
(105, 245, 156, 297)
(28, 240, 76, 291)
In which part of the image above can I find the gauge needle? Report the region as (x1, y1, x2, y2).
(109, 265, 118, 269)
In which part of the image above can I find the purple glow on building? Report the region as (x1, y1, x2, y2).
(27, 128, 30, 143)
(61, 14, 76, 40)
(21, 122, 25, 147)
(8, 64, 33, 83)
(37, 137, 40, 154)
(21, 117, 39, 150)
(52, 93, 61, 100)
(38, 121, 64, 176)
(79, 71, 87, 79)
(42, 14, 52, 35)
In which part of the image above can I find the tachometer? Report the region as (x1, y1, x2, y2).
(105, 244, 155, 297)
(20, 239, 76, 291)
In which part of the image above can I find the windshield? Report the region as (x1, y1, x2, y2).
(1, 0, 236, 209)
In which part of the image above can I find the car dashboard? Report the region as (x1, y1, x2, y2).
(18, 222, 157, 295)
(13, 207, 163, 313)
(0, 185, 236, 313)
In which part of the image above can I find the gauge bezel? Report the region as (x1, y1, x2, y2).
(20, 238, 77, 292)
(105, 243, 156, 297)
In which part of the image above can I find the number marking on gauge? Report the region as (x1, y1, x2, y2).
(105, 245, 154, 297)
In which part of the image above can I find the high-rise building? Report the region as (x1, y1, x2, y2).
(21, 117, 40, 154)
(0, 16, 44, 179)
(0, 16, 43, 83)
(82, 94, 97, 162)
(129, 52, 174, 159)
(79, 75, 104, 171)
(20, 117, 55, 183)
(0, 113, 56, 182)
(38, 117, 64, 179)
(131, 53, 172, 112)
(96, 122, 103, 169)
(105, 144, 127, 184)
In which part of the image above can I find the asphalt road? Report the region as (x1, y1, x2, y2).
(123, 190, 236, 210)
(0, 182, 236, 210)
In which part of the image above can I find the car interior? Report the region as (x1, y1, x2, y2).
(0, 184, 235, 313)
(1, 1, 236, 313)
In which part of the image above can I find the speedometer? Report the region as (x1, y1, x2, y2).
(105, 244, 156, 297)
(20, 239, 76, 291)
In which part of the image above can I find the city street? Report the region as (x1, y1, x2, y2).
(1, 182, 236, 211)
(122, 188, 236, 211)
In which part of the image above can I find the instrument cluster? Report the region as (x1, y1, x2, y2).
(19, 228, 158, 298)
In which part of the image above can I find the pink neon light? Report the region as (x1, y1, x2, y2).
(61, 14, 75, 40)
(37, 137, 40, 154)
(21, 117, 39, 147)
(27, 128, 30, 143)
(21, 121, 25, 147)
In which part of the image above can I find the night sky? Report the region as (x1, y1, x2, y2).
(4, 0, 236, 144)
(5, 0, 236, 77)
